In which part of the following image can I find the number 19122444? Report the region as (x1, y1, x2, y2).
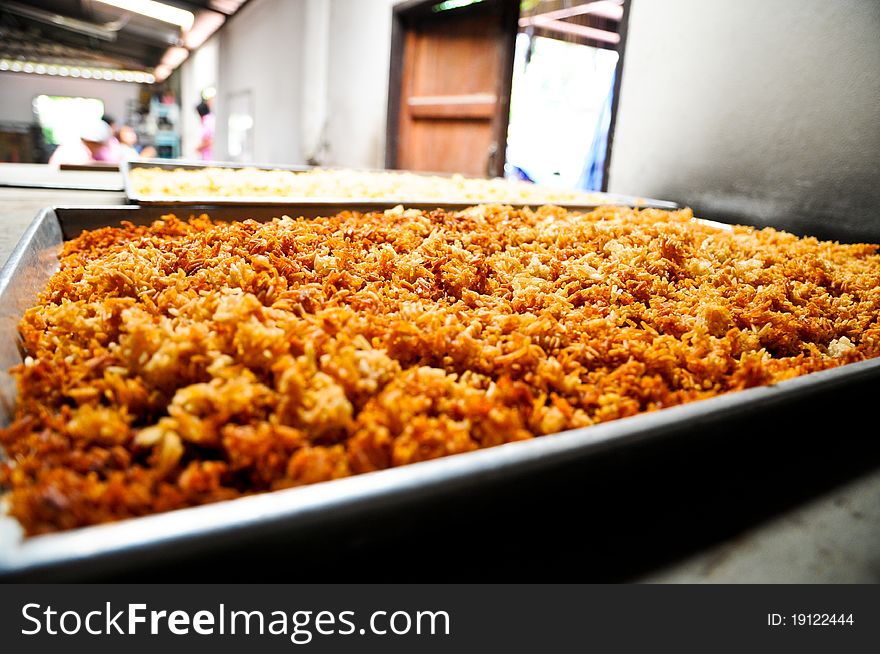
(768, 613, 854, 626)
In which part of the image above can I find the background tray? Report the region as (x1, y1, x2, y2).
(121, 159, 680, 210)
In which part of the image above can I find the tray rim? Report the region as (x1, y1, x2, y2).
(0, 203, 873, 577)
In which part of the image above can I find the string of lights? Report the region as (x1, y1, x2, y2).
(0, 59, 154, 84)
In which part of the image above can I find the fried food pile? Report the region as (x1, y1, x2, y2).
(2, 205, 879, 534)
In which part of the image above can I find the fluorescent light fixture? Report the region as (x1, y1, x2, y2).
(153, 63, 172, 82)
(160, 45, 189, 68)
(94, 0, 195, 31)
(183, 10, 225, 49)
(0, 58, 156, 84)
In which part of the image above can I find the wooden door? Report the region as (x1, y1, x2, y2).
(386, 0, 519, 178)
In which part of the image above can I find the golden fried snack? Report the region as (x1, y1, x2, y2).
(2, 205, 879, 534)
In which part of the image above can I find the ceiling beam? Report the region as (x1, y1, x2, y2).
(518, 15, 620, 44)
(524, 1, 623, 23)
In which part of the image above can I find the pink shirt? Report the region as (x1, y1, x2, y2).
(198, 114, 215, 161)
(94, 136, 122, 164)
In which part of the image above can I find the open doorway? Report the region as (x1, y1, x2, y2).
(386, 0, 626, 185)
(506, 0, 625, 190)
(386, 0, 519, 177)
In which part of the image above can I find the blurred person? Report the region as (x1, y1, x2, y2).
(196, 100, 214, 161)
(139, 145, 158, 159)
(116, 125, 140, 161)
(48, 119, 111, 167)
(94, 114, 122, 163)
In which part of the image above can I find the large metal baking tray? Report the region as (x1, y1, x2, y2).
(122, 158, 680, 210)
(1, 204, 879, 580)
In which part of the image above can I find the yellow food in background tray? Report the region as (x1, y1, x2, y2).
(128, 166, 613, 204)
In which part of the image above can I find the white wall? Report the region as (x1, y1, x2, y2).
(0, 72, 139, 125)
(184, 0, 395, 167)
(179, 36, 219, 159)
(323, 0, 397, 169)
(214, 0, 307, 164)
(609, 0, 880, 242)
(300, 0, 331, 163)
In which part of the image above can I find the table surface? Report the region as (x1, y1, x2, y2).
(1, 175, 878, 583)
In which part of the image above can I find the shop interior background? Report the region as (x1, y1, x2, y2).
(0, 0, 877, 236)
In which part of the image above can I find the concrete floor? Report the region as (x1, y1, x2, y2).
(642, 467, 880, 583)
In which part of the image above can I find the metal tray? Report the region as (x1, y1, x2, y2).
(122, 158, 680, 210)
(0, 166, 124, 192)
(1, 204, 878, 580)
